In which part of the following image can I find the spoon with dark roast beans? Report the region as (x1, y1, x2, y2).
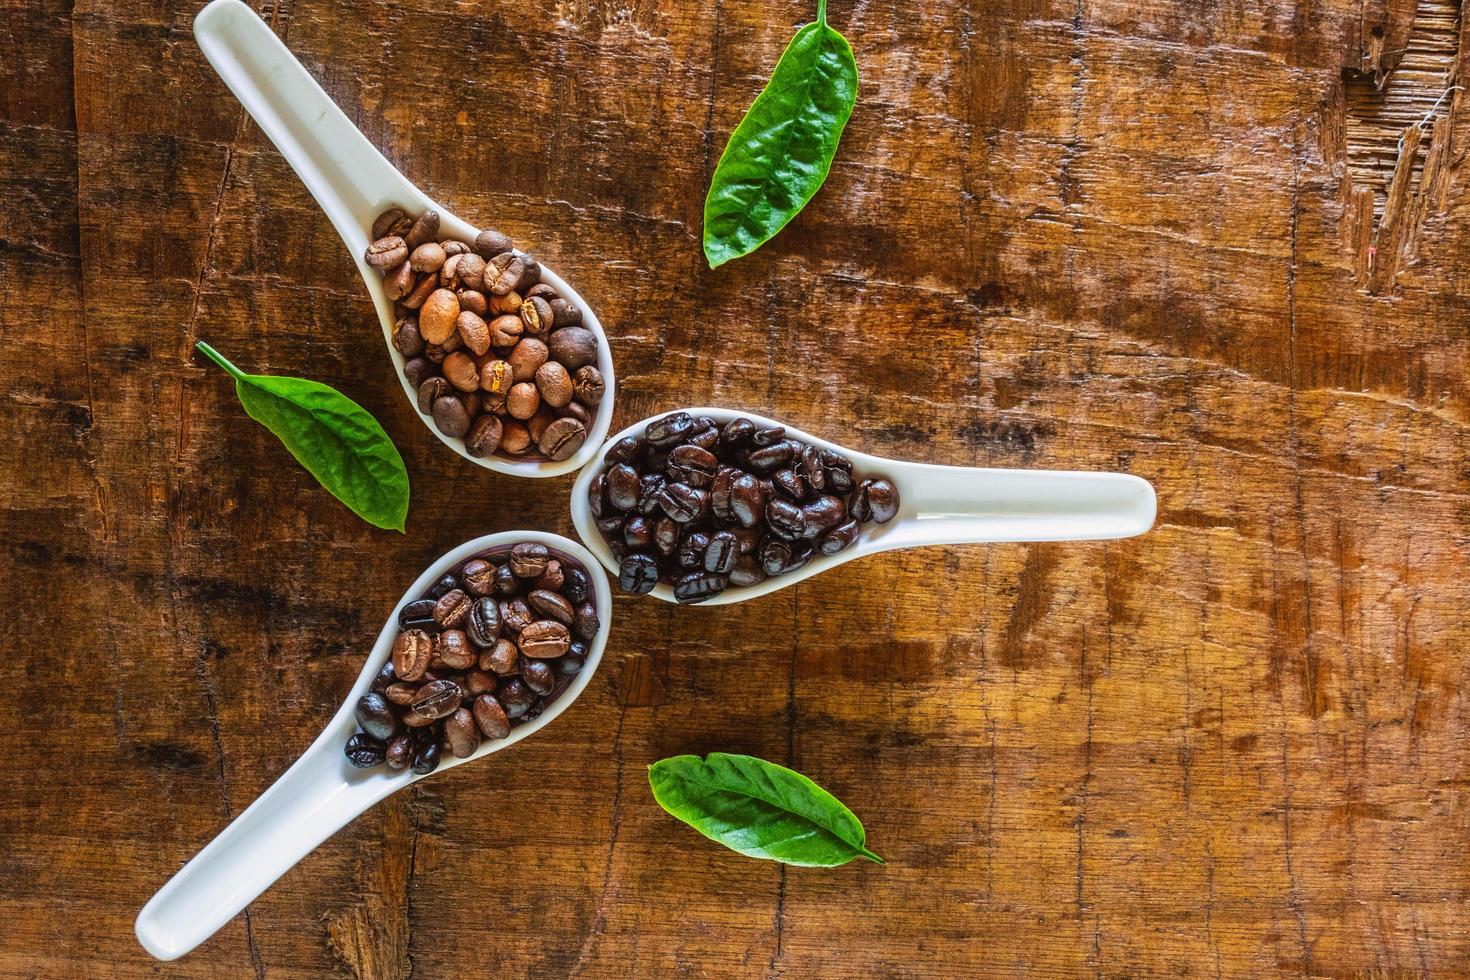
(572, 408, 1156, 605)
(192, 0, 615, 476)
(135, 532, 611, 961)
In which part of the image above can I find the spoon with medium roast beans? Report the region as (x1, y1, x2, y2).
(135, 532, 611, 961)
(192, 0, 615, 475)
(572, 408, 1157, 605)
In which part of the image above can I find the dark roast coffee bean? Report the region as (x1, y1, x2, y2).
(573, 601, 600, 642)
(678, 531, 711, 569)
(433, 589, 472, 628)
(729, 555, 767, 587)
(563, 567, 590, 604)
(785, 542, 815, 573)
(345, 733, 387, 768)
(802, 495, 846, 537)
(654, 517, 679, 555)
(704, 530, 738, 574)
(766, 499, 806, 539)
(371, 660, 396, 693)
(751, 426, 785, 447)
(864, 478, 900, 523)
(596, 514, 626, 536)
(688, 426, 720, 451)
(588, 473, 608, 519)
(522, 659, 555, 695)
(799, 445, 826, 491)
(772, 468, 809, 501)
(637, 473, 667, 515)
(396, 602, 435, 631)
(604, 435, 643, 465)
(669, 444, 718, 483)
(481, 638, 520, 676)
(355, 693, 399, 741)
(720, 418, 756, 446)
(497, 678, 535, 719)
(619, 554, 660, 594)
(644, 411, 695, 447)
(467, 597, 502, 646)
(819, 518, 861, 554)
(828, 467, 855, 493)
(528, 589, 575, 625)
(624, 515, 653, 550)
(519, 619, 571, 658)
(430, 574, 460, 599)
(493, 563, 520, 596)
(411, 737, 441, 775)
(465, 414, 503, 458)
(606, 464, 640, 511)
(760, 538, 793, 576)
(393, 629, 433, 681)
(656, 483, 703, 523)
(729, 474, 764, 527)
(674, 572, 727, 604)
(509, 543, 550, 577)
(473, 694, 511, 739)
(558, 655, 586, 676)
(406, 679, 463, 725)
(385, 734, 413, 770)
(747, 439, 798, 473)
(710, 467, 738, 522)
(445, 707, 480, 758)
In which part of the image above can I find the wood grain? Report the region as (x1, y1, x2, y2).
(3, 0, 1469, 975)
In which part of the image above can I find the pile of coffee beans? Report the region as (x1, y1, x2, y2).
(587, 413, 900, 603)
(344, 543, 600, 774)
(365, 208, 605, 463)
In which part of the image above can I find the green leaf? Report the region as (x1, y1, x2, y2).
(648, 752, 883, 867)
(196, 341, 409, 532)
(702, 2, 858, 268)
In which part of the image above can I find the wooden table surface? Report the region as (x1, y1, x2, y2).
(5, 0, 1470, 974)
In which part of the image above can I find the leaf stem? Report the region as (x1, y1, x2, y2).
(195, 340, 247, 381)
(817, 0, 827, 25)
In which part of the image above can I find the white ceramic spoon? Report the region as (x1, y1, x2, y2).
(134, 532, 611, 961)
(192, 0, 615, 476)
(571, 408, 1156, 605)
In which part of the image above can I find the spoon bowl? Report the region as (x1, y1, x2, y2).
(193, 0, 615, 476)
(571, 407, 1157, 605)
(134, 531, 611, 961)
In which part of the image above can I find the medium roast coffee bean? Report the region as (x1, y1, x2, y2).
(385, 734, 413, 770)
(528, 589, 574, 624)
(510, 543, 549, 577)
(473, 694, 511, 739)
(406, 679, 464, 726)
(482, 637, 520, 676)
(519, 619, 571, 658)
(467, 597, 502, 646)
(393, 629, 433, 681)
(539, 417, 586, 461)
(433, 589, 472, 628)
(434, 630, 476, 670)
(445, 707, 479, 758)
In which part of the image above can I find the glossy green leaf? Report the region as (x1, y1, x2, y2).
(648, 752, 883, 867)
(702, 1, 858, 267)
(197, 342, 409, 532)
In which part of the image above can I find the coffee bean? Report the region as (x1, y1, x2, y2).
(393, 629, 433, 681)
(373, 207, 412, 240)
(410, 241, 446, 273)
(481, 637, 520, 675)
(606, 464, 640, 511)
(760, 538, 792, 576)
(773, 468, 808, 501)
(674, 572, 727, 604)
(538, 417, 585, 461)
(669, 444, 718, 484)
(528, 589, 575, 625)
(519, 619, 570, 658)
(507, 337, 548, 383)
(570, 365, 604, 406)
(402, 356, 433, 390)
(548, 326, 598, 370)
(678, 530, 711, 569)
(385, 733, 413, 770)
(500, 597, 534, 636)
(605, 436, 642, 465)
(623, 515, 653, 550)
(535, 361, 573, 408)
(418, 288, 461, 345)
(430, 574, 460, 598)
(434, 630, 476, 670)
(653, 517, 679, 555)
(410, 737, 441, 775)
(432, 589, 471, 629)
(500, 420, 532, 454)
(402, 272, 438, 310)
(486, 252, 526, 295)
(645, 412, 695, 448)
(506, 382, 539, 420)
(510, 543, 549, 577)
(405, 210, 440, 249)
(467, 597, 502, 647)
(563, 567, 590, 604)
(766, 498, 806, 539)
(535, 560, 564, 592)
(493, 563, 520, 596)
(488, 313, 523, 347)
(445, 707, 480, 758)
(466, 414, 504, 458)
(497, 678, 535, 719)
(366, 236, 408, 269)
(455, 311, 491, 357)
(819, 517, 861, 554)
(345, 733, 387, 768)
(394, 319, 425, 359)
(356, 693, 399, 741)
(619, 553, 659, 594)
(522, 659, 555, 695)
(573, 602, 599, 641)
(463, 669, 497, 698)
(802, 495, 847, 536)
(406, 679, 463, 726)
(521, 295, 553, 337)
(473, 693, 511, 738)
(474, 228, 513, 258)
(443, 351, 480, 392)
(385, 682, 418, 706)
(730, 474, 764, 527)
(429, 396, 468, 438)
(864, 478, 900, 523)
(704, 531, 738, 574)
(656, 482, 704, 523)
(729, 555, 767, 587)
(398, 598, 437, 632)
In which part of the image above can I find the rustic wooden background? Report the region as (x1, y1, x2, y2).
(4, 0, 1470, 974)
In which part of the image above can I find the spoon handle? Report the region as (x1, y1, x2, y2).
(134, 725, 401, 960)
(872, 459, 1156, 549)
(193, 0, 427, 265)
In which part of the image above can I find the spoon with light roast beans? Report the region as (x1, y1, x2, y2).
(135, 532, 611, 961)
(572, 408, 1157, 605)
(193, 0, 615, 475)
